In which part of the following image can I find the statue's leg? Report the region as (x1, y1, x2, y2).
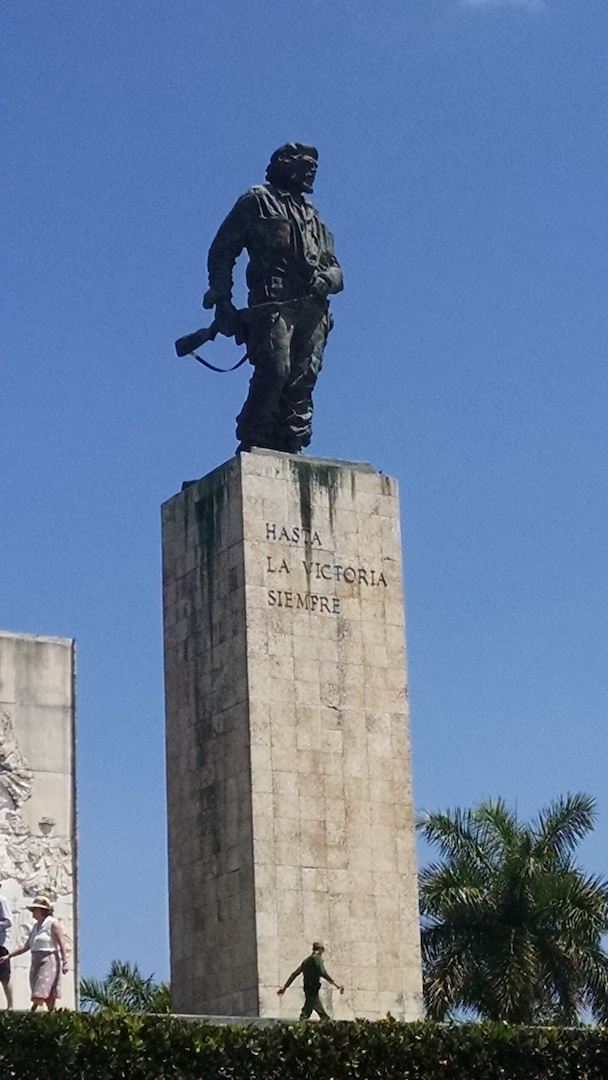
(276, 301, 330, 452)
(236, 311, 294, 451)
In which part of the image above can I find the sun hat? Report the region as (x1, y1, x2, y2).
(26, 896, 53, 913)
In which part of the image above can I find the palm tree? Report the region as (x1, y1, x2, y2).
(79, 960, 170, 1013)
(417, 793, 608, 1024)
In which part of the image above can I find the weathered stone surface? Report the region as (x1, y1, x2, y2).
(0, 631, 76, 1010)
(162, 451, 422, 1019)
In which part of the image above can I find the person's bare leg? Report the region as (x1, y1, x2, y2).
(2, 979, 13, 1009)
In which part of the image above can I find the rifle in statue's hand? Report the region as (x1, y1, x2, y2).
(175, 296, 318, 372)
(174, 322, 220, 358)
(174, 316, 248, 372)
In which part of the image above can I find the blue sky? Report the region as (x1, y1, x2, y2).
(2, 0, 606, 982)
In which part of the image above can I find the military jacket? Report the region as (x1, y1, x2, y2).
(207, 183, 342, 306)
(301, 952, 331, 995)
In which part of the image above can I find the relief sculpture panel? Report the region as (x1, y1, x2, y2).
(0, 632, 76, 1009)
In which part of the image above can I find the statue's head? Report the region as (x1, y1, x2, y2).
(266, 143, 318, 194)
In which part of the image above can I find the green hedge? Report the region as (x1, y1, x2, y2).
(0, 1013, 607, 1079)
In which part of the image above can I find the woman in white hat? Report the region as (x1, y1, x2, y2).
(0, 896, 68, 1010)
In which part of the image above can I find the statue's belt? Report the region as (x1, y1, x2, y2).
(175, 295, 323, 373)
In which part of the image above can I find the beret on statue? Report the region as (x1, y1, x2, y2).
(268, 142, 318, 166)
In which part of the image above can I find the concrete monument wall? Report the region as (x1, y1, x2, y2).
(162, 450, 422, 1019)
(0, 631, 77, 1009)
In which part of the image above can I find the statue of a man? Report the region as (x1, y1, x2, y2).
(203, 143, 343, 454)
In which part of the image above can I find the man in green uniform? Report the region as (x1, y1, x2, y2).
(277, 941, 344, 1019)
(203, 143, 343, 454)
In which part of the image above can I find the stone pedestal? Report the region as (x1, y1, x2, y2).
(162, 450, 422, 1019)
(0, 631, 77, 1010)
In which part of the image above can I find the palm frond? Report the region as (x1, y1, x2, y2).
(417, 807, 493, 871)
(533, 793, 596, 863)
(472, 798, 521, 857)
(79, 960, 170, 1014)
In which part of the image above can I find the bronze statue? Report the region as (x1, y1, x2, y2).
(179, 144, 343, 454)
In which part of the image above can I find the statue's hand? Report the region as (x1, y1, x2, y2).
(310, 273, 332, 299)
(202, 287, 219, 310)
(215, 299, 239, 337)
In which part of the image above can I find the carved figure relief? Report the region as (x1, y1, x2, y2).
(0, 710, 73, 903)
(0, 708, 33, 810)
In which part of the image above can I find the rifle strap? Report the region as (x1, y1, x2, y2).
(190, 350, 249, 373)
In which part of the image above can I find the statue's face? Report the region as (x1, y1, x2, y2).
(281, 154, 318, 194)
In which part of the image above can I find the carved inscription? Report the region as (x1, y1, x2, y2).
(268, 590, 341, 613)
(266, 524, 322, 545)
(264, 523, 389, 616)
